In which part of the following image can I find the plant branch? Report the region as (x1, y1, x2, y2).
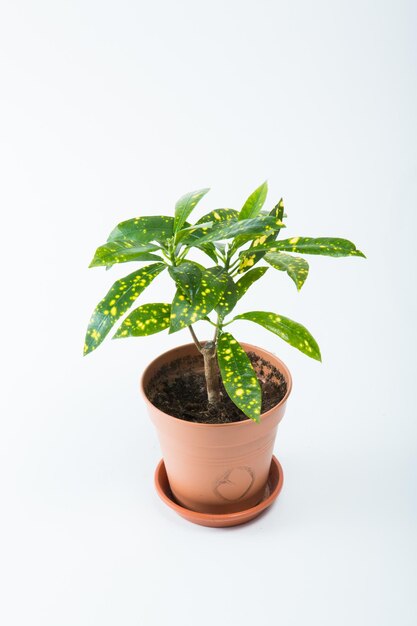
(177, 246, 189, 261)
(228, 257, 240, 270)
(188, 325, 203, 353)
(213, 314, 221, 344)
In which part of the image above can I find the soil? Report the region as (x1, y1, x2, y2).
(146, 351, 287, 424)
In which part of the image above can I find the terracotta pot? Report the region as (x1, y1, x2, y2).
(141, 342, 292, 515)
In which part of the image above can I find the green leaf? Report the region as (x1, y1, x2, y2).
(176, 209, 239, 261)
(195, 242, 219, 263)
(174, 188, 210, 232)
(264, 252, 309, 290)
(174, 221, 214, 244)
(89, 239, 162, 268)
(178, 209, 238, 243)
(214, 242, 227, 254)
(239, 181, 268, 220)
(232, 311, 321, 361)
(169, 267, 227, 333)
(240, 237, 365, 259)
(238, 198, 285, 263)
(168, 262, 203, 301)
(215, 275, 238, 318)
(217, 332, 262, 422)
(235, 266, 268, 299)
(197, 208, 239, 225)
(84, 263, 166, 355)
(174, 221, 218, 263)
(107, 216, 175, 245)
(185, 215, 285, 246)
(113, 303, 171, 337)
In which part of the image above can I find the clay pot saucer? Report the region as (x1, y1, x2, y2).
(154, 455, 284, 528)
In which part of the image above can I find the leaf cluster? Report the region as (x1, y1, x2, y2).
(84, 183, 365, 421)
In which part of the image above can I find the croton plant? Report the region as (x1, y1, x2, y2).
(84, 183, 364, 422)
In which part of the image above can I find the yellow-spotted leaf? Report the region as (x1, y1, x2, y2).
(176, 209, 239, 260)
(89, 239, 162, 267)
(174, 188, 210, 232)
(217, 332, 262, 422)
(197, 208, 239, 226)
(264, 252, 309, 290)
(113, 303, 171, 337)
(195, 209, 239, 260)
(232, 311, 321, 361)
(240, 237, 365, 259)
(238, 181, 268, 220)
(189, 215, 285, 246)
(176, 209, 238, 243)
(194, 209, 239, 234)
(84, 263, 165, 355)
(173, 221, 217, 262)
(174, 221, 214, 244)
(107, 216, 175, 245)
(215, 275, 238, 318)
(235, 266, 268, 299)
(169, 267, 227, 333)
(233, 198, 284, 264)
(237, 198, 285, 263)
(168, 262, 203, 301)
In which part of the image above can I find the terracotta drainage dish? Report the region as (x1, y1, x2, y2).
(155, 455, 284, 527)
(141, 342, 292, 526)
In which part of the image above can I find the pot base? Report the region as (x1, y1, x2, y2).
(154, 455, 284, 528)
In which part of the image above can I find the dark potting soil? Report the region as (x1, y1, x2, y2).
(146, 352, 287, 424)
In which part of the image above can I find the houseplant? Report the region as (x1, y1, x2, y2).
(84, 182, 364, 525)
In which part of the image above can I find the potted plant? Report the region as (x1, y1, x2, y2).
(84, 182, 364, 526)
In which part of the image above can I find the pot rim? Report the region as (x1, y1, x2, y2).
(140, 341, 293, 428)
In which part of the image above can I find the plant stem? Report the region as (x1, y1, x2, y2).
(201, 340, 221, 404)
(188, 325, 221, 404)
(206, 316, 222, 404)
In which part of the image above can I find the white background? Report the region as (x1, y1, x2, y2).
(1, 1, 416, 624)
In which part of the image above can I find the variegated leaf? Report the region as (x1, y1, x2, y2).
(174, 221, 218, 262)
(264, 252, 309, 290)
(84, 263, 166, 354)
(168, 262, 203, 301)
(179, 208, 238, 242)
(217, 332, 262, 422)
(199, 208, 239, 223)
(113, 303, 171, 337)
(174, 188, 210, 232)
(174, 221, 214, 244)
(215, 275, 238, 318)
(177, 209, 239, 261)
(89, 239, 162, 268)
(169, 267, 227, 333)
(232, 311, 321, 361)
(107, 216, 175, 245)
(185, 215, 285, 246)
(235, 266, 268, 299)
(239, 237, 365, 261)
(233, 198, 284, 266)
